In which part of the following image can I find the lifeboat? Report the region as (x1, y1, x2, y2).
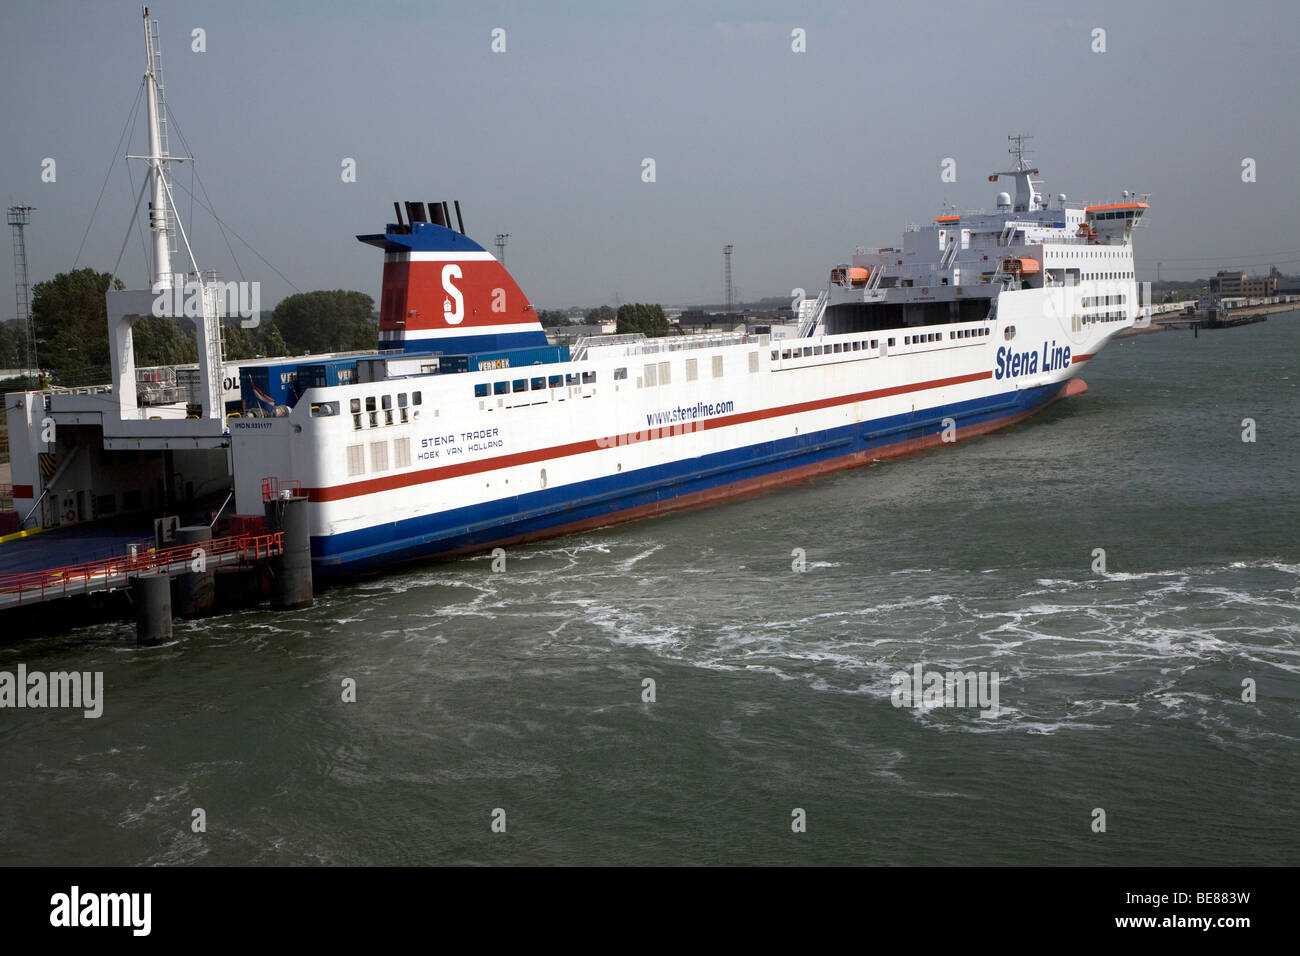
(1001, 257, 1040, 274)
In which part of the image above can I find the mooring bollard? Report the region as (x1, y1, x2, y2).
(133, 571, 173, 645)
(174, 525, 215, 617)
(269, 496, 314, 609)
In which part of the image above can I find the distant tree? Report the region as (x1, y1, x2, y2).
(272, 290, 376, 354)
(616, 303, 669, 337)
(537, 309, 571, 328)
(30, 268, 125, 386)
(10, 321, 29, 369)
(0, 322, 15, 368)
(131, 315, 199, 367)
(586, 305, 615, 325)
(221, 321, 257, 360)
(259, 322, 291, 358)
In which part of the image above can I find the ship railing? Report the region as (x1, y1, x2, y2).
(261, 477, 303, 502)
(797, 291, 829, 338)
(616, 331, 764, 358)
(570, 333, 648, 362)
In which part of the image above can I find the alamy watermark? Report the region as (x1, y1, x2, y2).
(0, 664, 103, 718)
(890, 663, 1000, 718)
(50, 886, 150, 936)
(152, 277, 261, 328)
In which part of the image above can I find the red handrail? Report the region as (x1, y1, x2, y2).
(261, 477, 302, 502)
(0, 532, 285, 605)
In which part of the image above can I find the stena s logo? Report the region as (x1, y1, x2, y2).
(441, 264, 464, 325)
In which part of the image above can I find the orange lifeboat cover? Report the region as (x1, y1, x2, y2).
(848, 267, 871, 285)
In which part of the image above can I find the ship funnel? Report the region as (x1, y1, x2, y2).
(357, 204, 547, 355)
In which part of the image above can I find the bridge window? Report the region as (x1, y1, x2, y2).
(494, 381, 508, 395)
(614, 367, 627, 380)
(532, 377, 547, 390)
(474, 383, 489, 398)
(512, 379, 527, 392)
(549, 374, 563, 387)
(582, 371, 596, 384)
(412, 392, 422, 405)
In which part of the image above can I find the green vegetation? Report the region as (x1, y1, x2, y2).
(537, 309, 571, 328)
(222, 317, 291, 359)
(30, 268, 124, 387)
(20, 271, 366, 387)
(585, 305, 615, 325)
(0, 320, 31, 369)
(271, 290, 376, 354)
(615, 303, 669, 337)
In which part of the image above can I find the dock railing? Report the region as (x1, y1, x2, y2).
(0, 532, 284, 608)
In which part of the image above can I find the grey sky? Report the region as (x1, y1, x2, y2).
(3, 0, 1298, 316)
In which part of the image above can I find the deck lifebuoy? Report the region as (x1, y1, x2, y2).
(63, 509, 76, 523)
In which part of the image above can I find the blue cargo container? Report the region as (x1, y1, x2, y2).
(437, 344, 570, 374)
(296, 360, 357, 395)
(240, 362, 300, 413)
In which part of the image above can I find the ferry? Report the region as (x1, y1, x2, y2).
(225, 135, 1149, 573)
(3, 11, 1149, 575)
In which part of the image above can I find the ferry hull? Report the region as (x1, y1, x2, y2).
(311, 378, 1078, 574)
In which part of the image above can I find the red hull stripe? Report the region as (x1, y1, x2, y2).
(1071, 353, 1093, 364)
(306, 368, 994, 503)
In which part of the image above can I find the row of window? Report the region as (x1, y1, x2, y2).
(474, 372, 596, 398)
(780, 339, 882, 360)
(1083, 294, 1128, 307)
(346, 437, 412, 477)
(350, 391, 422, 430)
(1084, 271, 1133, 280)
(1085, 312, 1127, 325)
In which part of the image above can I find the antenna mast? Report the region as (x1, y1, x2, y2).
(142, 7, 177, 288)
(7, 204, 37, 372)
(723, 244, 734, 312)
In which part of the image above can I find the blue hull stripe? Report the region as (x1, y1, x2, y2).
(313, 381, 1066, 573)
(389, 330, 551, 355)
